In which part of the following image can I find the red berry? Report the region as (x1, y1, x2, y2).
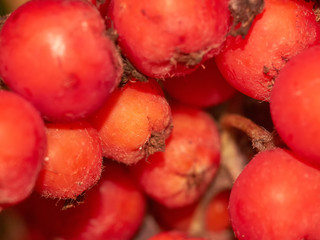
(151, 200, 198, 232)
(205, 189, 231, 232)
(163, 58, 236, 108)
(270, 45, 320, 168)
(108, 0, 230, 78)
(0, 0, 122, 121)
(19, 162, 146, 240)
(132, 104, 220, 208)
(62, 162, 146, 240)
(229, 148, 320, 240)
(35, 121, 103, 199)
(90, 78, 172, 165)
(148, 231, 206, 240)
(0, 90, 46, 209)
(216, 0, 320, 101)
(151, 188, 232, 233)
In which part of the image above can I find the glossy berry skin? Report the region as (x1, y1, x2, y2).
(229, 148, 320, 240)
(108, 0, 230, 78)
(270, 45, 320, 168)
(163, 58, 236, 108)
(0, 90, 46, 209)
(0, 0, 122, 122)
(132, 105, 220, 208)
(35, 121, 103, 199)
(216, 0, 320, 101)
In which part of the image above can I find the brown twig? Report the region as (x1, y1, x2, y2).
(221, 113, 276, 152)
(228, 0, 264, 38)
(120, 57, 148, 86)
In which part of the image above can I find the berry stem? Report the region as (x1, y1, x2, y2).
(221, 113, 276, 152)
(121, 57, 148, 86)
(228, 0, 264, 37)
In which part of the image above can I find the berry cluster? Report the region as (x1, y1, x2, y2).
(0, 0, 320, 239)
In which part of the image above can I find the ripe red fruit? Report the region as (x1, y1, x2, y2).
(148, 231, 206, 240)
(90, 78, 172, 165)
(108, 0, 230, 78)
(62, 162, 146, 240)
(151, 188, 231, 233)
(163, 58, 236, 108)
(35, 121, 103, 199)
(131, 105, 220, 208)
(0, 90, 46, 209)
(148, 231, 186, 240)
(0, 0, 122, 121)
(270, 45, 320, 168)
(151, 200, 198, 232)
(216, 0, 320, 101)
(229, 148, 320, 240)
(205, 189, 231, 232)
(19, 162, 146, 240)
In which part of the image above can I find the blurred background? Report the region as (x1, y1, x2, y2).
(0, 0, 29, 15)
